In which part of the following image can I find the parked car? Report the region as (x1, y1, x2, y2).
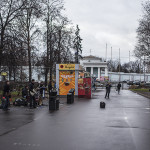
(144, 83, 150, 88)
(95, 81, 103, 87)
(133, 80, 140, 85)
(122, 80, 127, 83)
(127, 81, 134, 85)
(141, 81, 146, 84)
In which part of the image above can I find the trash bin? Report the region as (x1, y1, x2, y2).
(69, 89, 75, 103)
(56, 100, 59, 110)
(49, 91, 57, 111)
(49, 96, 56, 101)
(49, 100, 56, 110)
(50, 91, 57, 96)
(67, 93, 72, 104)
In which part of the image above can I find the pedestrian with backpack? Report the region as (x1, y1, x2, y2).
(105, 82, 112, 99)
(2, 81, 11, 111)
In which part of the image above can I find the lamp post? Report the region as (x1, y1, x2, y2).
(129, 51, 130, 81)
(141, 45, 147, 83)
(111, 47, 112, 72)
(144, 55, 146, 82)
(140, 57, 141, 82)
(119, 48, 121, 82)
(105, 43, 107, 61)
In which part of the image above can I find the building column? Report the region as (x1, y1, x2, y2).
(91, 67, 93, 76)
(98, 67, 100, 80)
(85, 67, 87, 72)
(105, 67, 108, 76)
(100, 68, 101, 77)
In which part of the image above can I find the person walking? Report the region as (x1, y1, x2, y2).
(105, 82, 112, 99)
(117, 82, 121, 94)
(93, 82, 96, 91)
(2, 81, 11, 111)
(29, 79, 36, 108)
(38, 81, 45, 106)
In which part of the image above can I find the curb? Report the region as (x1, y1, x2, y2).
(130, 90, 150, 99)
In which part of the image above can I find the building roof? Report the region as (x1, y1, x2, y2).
(83, 62, 107, 65)
(83, 55, 102, 60)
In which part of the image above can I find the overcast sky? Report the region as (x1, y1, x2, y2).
(64, 0, 146, 62)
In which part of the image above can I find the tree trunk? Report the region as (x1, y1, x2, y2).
(27, 29, 32, 82)
(0, 30, 5, 71)
(13, 68, 16, 82)
(49, 33, 53, 86)
(20, 66, 23, 82)
(45, 18, 50, 86)
(9, 67, 12, 81)
(27, 11, 32, 83)
(58, 30, 61, 63)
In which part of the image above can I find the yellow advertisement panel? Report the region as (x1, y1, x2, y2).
(1, 72, 7, 76)
(59, 64, 75, 70)
(59, 71, 75, 95)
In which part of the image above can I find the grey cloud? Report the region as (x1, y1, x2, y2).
(64, 0, 147, 62)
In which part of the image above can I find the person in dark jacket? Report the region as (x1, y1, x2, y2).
(38, 81, 45, 105)
(117, 82, 121, 94)
(105, 82, 112, 99)
(3, 81, 10, 110)
(29, 79, 36, 108)
(48, 81, 53, 95)
(22, 86, 29, 98)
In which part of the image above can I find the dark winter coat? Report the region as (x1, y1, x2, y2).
(22, 88, 28, 97)
(117, 83, 121, 89)
(29, 82, 34, 94)
(106, 84, 111, 93)
(3, 84, 10, 97)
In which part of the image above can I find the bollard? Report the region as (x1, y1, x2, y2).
(100, 101, 106, 108)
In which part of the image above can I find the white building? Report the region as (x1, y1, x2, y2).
(80, 55, 150, 82)
(80, 55, 108, 79)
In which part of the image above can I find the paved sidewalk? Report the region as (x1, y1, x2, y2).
(0, 89, 150, 150)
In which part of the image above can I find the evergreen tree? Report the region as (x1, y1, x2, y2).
(73, 25, 82, 63)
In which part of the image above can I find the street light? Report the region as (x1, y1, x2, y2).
(141, 45, 150, 82)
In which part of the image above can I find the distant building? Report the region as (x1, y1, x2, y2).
(80, 55, 108, 79)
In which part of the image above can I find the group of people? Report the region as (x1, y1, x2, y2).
(105, 82, 121, 99)
(28, 79, 46, 109)
(1, 79, 50, 111)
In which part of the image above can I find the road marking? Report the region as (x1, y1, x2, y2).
(13, 143, 40, 147)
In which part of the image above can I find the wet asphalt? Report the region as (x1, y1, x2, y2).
(0, 89, 150, 150)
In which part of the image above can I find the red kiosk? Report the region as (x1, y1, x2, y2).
(78, 72, 92, 99)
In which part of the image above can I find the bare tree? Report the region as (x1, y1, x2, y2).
(42, 0, 74, 85)
(0, 0, 81, 83)
(107, 59, 143, 73)
(0, 0, 26, 71)
(14, 0, 42, 82)
(134, 1, 150, 58)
